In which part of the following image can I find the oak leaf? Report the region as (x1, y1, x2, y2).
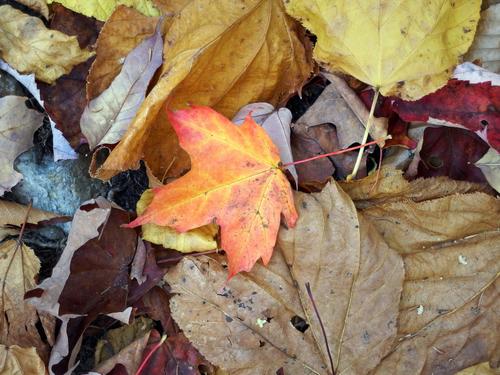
(128, 106, 297, 277)
(86, 6, 158, 100)
(91, 0, 312, 180)
(164, 182, 404, 374)
(0, 5, 94, 83)
(285, 0, 481, 99)
(0, 96, 43, 196)
(46, 0, 160, 21)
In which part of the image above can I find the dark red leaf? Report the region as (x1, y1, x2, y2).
(416, 127, 489, 182)
(134, 286, 178, 336)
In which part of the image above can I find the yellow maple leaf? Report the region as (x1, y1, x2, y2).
(136, 189, 218, 253)
(47, 0, 160, 21)
(285, 0, 481, 99)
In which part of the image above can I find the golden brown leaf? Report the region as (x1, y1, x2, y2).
(0, 345, 46, 375)
(91, 0, 312, 180)
(16, 0, 49, 18)
(457, 362, 500, 375)
(0, 5, 93, 83)
(86, 6, 158, 100)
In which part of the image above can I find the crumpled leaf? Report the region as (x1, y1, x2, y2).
(0, 5, 94, 83)
(285, 0, 481, 99)
(0, 96, 43, 196)
(129, 106, 297, 277)
(0, 240, 54, 360)
(81, 19, 163, 149)
(366, 193, 500, 374)
(0, 345, 46, 375)
(165, 182, 404, 374)
(233, 103, 297, 186)
(86, 6, 158, 100)
(46, 0, 160, 21)
(38, 4, 103, 149)
(92, 0, 312, 180)
(136, 189, 218, 253)
(466, 4, 500, 73)
(476, 148, 500, 192)
(339, 166, 489, 209)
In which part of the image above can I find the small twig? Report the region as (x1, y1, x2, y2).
(135, 334, 167, 375)
(305, 282, 335, 375)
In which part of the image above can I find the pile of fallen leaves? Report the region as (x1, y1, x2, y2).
(0, 0, 499, 374)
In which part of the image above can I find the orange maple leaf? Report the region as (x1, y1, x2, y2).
(127, 106, 298, 277)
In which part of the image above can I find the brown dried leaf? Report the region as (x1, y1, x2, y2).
(165, 182, 404, 375)
(362, 192, 500, 254)
(457, 362, 500, 375)
(86, 6, 158, 100)
(0, 96, 43, 196)
(0, 240, 54, 360)
(92, 0, 312, 180)
(16, 0, 49, 18)
(0, 345, 46, 375)
(0, 5, 93, 83)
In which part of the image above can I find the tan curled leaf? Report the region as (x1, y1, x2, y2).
(0, 345, 46, 375)
(0, 96, 44, 196)
(91, 0, 312, 180)
(46, 0, 160, 21)
(165, 182, 404, 375)
(476, 148, 500, 193)
(285, 0, 481, 99)
(0, 240, 54, 359)
(466, 4, 500, 73)
(0, 5, 94, 83)
(81, 19, 163, 149)
(0, 200, 57, 241)
(339, 167, 490, 209)
(86, 6, 158, 100)
(362, 192, 500, 254)
(136, 190, 218, 253)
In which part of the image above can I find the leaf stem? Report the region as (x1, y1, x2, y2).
(282, 137, 388, 168)
(347, 88, 380, 180)
(135, 334, 167, 375)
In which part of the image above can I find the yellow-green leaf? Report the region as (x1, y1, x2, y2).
(285, 0, 481, 99)
(47, 0, 160, 21)
(137, 189, 218, 253)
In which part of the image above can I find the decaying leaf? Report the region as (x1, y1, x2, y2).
(91, 0, 312, 180)
(165, 182, 404, 374)
(457, 362, 500, 375)
(136, 190, 218, 253)
(476, 148, 500, 192)
(466, 4, 500, 73)
(81, 19, 163, 149)
(367, 192, 500, 374)
(0, 345, 46, 375)
(0, 96, 44, 196)
(129, 106, 297, 277)
(0, 5, 94, 83)
(46, 0, 160, 21)
(86, 6, 158, 100)
(0, 240, 54, 360)
(285, 0, 481, 99)
(339, 166, 489, 209)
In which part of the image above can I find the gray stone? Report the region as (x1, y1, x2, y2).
(9, 150, 109, 216)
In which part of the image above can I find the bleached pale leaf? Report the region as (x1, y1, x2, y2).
(476, 148, 500, 192)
